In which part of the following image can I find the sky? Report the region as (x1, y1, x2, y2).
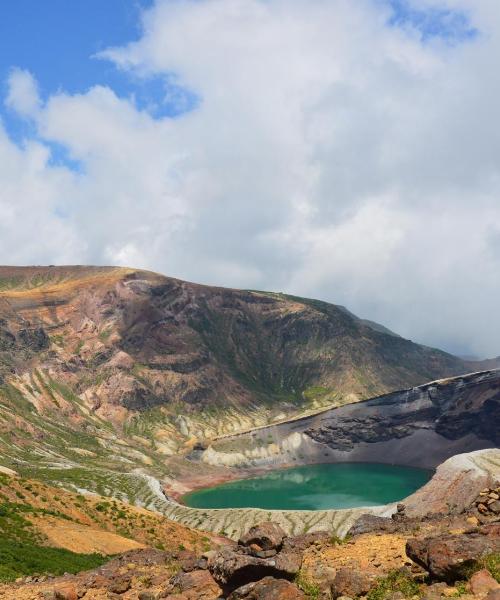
(0, 0, 499, 358)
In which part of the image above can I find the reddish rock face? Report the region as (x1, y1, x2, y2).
(239, 522, 286, 552)
(406, 523, 500, 582)
(469, 569, 500, 596)
(167, 569, 222, 600)
(53, 585, 78, 600)
(228, 576, 305, 599)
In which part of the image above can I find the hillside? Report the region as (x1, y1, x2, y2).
(0, 469, 216, 584)
(0, 264, 487, 498)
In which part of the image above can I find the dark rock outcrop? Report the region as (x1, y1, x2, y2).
(207, 546, 302, 592)
(207, 523, 304, 593)
(305, 370, 500, 452)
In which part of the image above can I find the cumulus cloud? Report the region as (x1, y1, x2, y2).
(5, 68, 41, 118)
(1, 0, 500, 357)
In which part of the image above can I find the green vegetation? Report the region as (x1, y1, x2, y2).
(295, 570, 321, 599)
(0, 500, 73, 545)
(367, 570, 420, 600)
(329, 533, 351, 545)
(50, 334, 65, 347)
(0, 539, 107, 582)
(483, 552, 500, 582)
(461, 552, 500, 582)
(99, 328, 112, 342)
(0, 383, 35, 413)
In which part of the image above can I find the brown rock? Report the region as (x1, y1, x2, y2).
(486, 590, 500, 600)
(274, 549, 303, 576)
(469, 570, 500, 596)
(228, 576, 305, 599)
(282, 532, 330, 553)
(177, 550, 202, 572)
(207, 546, 302, 592)
(107, 574, 131, 594)
(489, 500, 500, 514)
(347, 514, 398, 536)
(330, 568, 374, 599)
(168, 569, 222, 600)
(53, 586, 78, 600)
(239, 522, 286, 551)
(421, 582, 448, 600)
(406, 524, 500, 582)
(139, 593, 158, 600)
(255, 549, 278, 559)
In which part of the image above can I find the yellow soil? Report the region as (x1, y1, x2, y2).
(30, 516, 145, 555)
(303, 532, 411, 576)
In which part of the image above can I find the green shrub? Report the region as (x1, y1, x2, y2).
(0, 539, 107, 582)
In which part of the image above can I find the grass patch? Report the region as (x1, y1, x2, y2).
(329, 534, 351, 545)
(0, 538, 107, 582)
(367, 570, 420, 600)
(295, 570, 321, 599)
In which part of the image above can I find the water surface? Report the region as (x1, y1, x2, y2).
(182, 462, 432, 510)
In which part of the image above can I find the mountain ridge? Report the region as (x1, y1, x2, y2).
(0, 264, 496, 500)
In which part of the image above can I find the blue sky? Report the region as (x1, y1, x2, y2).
(0, 0, 198, 154)
(1, 1, 148, 98)
(386, 0, 478, 42)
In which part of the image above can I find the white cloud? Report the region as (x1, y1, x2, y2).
(5, 68, 41, 118)
(1, 0, 500, 357)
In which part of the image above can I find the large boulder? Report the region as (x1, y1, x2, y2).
(228, 576, 305, 599)
(207, 546, 302, 592)
(239, 522, 286, 552)
(406, 523, 500, 582)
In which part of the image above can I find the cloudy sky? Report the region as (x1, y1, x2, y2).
(0, 0, 499, 358)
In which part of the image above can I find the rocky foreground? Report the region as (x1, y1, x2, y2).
(2, 483, 499, 600)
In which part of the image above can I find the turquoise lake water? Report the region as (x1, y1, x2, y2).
(182, 463, 432, 510)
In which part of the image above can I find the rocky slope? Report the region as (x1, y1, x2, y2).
(205, 369, 500, 470)
(2, 492, 499, 600)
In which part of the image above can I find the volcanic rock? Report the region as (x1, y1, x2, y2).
(406, 523, 500, 582)
(228, 576, 305, 599)
(239, 522, 286, 551)
(469, 569, 500, 596)
(167, 569, 222, 600)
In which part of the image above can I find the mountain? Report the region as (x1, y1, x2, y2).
(0, 264, 489, 498)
